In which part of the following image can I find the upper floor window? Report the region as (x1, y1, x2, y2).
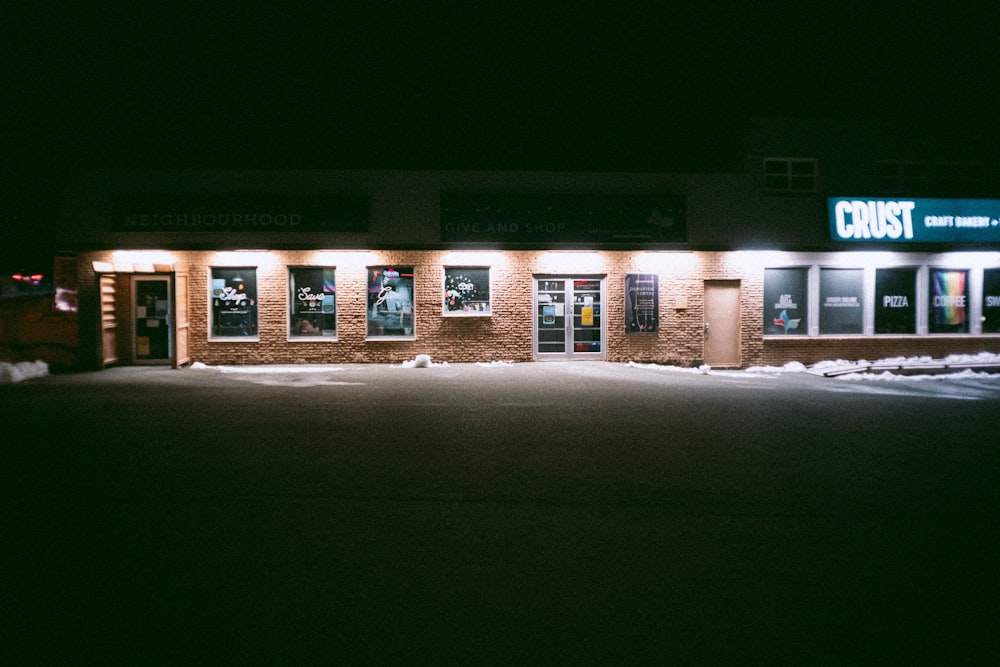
(931, 161, 985, 196)
(876, 160, 927, 194)
(764, 158, 817, 193)
(876, 159, 985, 196)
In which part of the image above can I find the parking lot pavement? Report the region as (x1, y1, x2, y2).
(4, 362, 1000, 664)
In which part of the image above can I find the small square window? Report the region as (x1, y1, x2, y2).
(764, 158, 817, 193)
(444, 267, 491, 315)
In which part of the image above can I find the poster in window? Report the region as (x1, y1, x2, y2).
(367, 266, 414, 337)
(929, 269, 968, 334)
(763, 268, 807, 335)
(289, 267, 336, 337)
(443, 267, 491, 314)
(874, 268, 916, 334)
(819, 268, 864, 334)
(210, 267, 257, 337)
(983, 268, 1000, 333)
(625, 273, 659, 333)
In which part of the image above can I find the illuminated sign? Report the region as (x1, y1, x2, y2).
(828, 197, 1000, 243)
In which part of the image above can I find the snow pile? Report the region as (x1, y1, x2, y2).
(744, 361, 808, 374)
(476, 360, 515, 367)
(0, 360, 50, 384)
(839, 367, 997, 382)
(626, 361, 705, 374)
(401, 354, 448, 368)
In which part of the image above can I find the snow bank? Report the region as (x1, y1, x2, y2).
(0, 360, 50, 384)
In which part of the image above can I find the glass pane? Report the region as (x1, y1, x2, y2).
(537, 280, 566, 353)
(444, 266, 491, 314)
(367, 266, 414, 337)
(290, 267, 336, 337)
(874, 268, 916, 334)
(211, 267, 257, 337)
(136, 279, 170, 359)
(928, 269, 968, 334)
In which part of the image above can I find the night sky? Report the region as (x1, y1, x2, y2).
(3, 3, 997, 261)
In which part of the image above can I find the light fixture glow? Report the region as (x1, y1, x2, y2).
(441, 250, 507, 266)
(539, 252, 604, 272)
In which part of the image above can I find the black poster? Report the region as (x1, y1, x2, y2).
(763, 268, 808, 335)
(625, 274, 659, 333)
(983, 268, 1000, 333)
(874, 268, 916, 334)
(819, 269, 864, 334)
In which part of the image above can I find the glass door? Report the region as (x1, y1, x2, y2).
(534, 277, 605, 360)
(132, 276, 173, 365)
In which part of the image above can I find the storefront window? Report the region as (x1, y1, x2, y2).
(289, 267, 336, 337)
(210, 267, 257, 338)
(819, 268, 864, 334)
(763, 268, 808, 335)
(982, 268, 1000, 334)
(367, 266, 414, 338)
(928, 268, 969, 334)
(874, 268, 916, 334)
(443, 266, 491, 315)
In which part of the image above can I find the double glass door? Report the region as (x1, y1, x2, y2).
(534, 277, 605, 359)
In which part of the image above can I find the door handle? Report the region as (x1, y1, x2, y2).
(705, 322, 710, 335)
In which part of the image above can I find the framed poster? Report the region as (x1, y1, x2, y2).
(625, 273, 658, 333)
(929, 268, 969, 334)
(763, 268, 807, 335)
(819, 268, 864, 334)
(367, 266, 414, 338)
(983, 268, 1000, 333)
(874, 268, 916, 334)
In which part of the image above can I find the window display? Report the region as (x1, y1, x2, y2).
(928, 268, 969, 334)
(763, 268, 807, 335)
(443, 267, 491, 315)
(367, 266, 414, 338)
(289, 267, 336, 337)
(874, 268, 916, 334)
(819, 268, 864, 334)
(983, 268, 1000, 334)
(210, 267, 257, 337)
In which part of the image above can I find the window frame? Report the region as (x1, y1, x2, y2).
(442, 266, 492, 316)
(763, 157, 818, 193)
(288, 266, 337, 340)
(209, 266, 259, 340)
(366, 265, 415, 339)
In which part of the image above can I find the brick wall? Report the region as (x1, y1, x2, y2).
(74, 249, 1000, 368)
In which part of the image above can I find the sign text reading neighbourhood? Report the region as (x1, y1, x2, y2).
(112, 194, 369, 233)
(828, 197, 1000, 243)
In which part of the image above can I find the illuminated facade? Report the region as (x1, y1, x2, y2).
(55, 119, 1000, 370)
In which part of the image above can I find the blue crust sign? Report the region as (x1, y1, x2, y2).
(828, 197, 1000, 243)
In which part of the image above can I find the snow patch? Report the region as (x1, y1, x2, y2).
(0, 360, 50, 384)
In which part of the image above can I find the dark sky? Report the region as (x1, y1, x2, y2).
(2, 3, 997, 258)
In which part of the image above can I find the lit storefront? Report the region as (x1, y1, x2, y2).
(54, 128, 1000, 371)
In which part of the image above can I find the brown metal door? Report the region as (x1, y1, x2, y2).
(704, 280, 741, 367)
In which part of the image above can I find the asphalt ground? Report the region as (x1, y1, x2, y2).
(4, 362, 1000, 665)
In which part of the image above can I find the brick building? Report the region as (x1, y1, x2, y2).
(54, 119, 1000, 370)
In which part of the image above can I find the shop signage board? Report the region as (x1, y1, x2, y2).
(442, 193, 686, 245)
(111, 194, 369, 232)
(828, 197, 1000, 243)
